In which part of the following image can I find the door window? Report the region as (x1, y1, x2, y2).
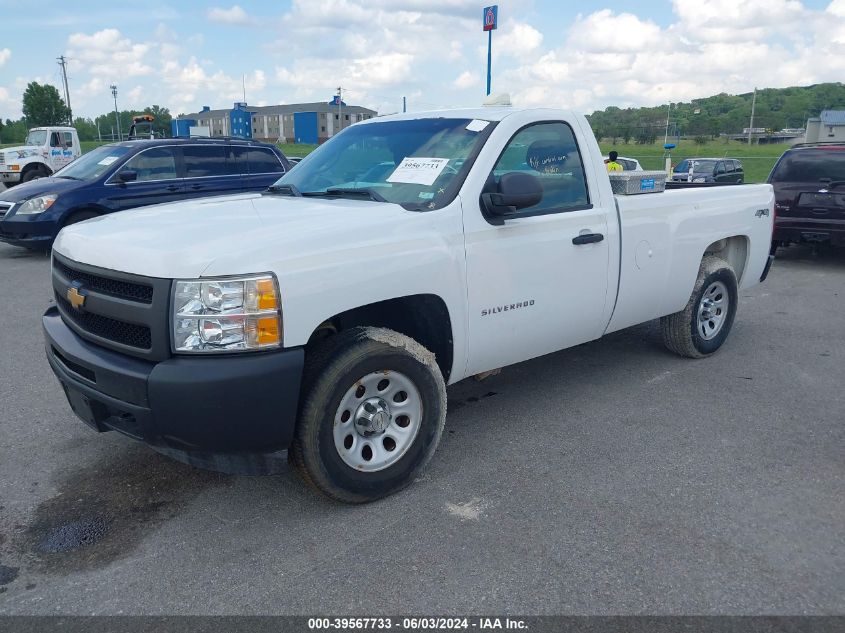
(182, 145, 229, 178)
(63, 132, 74, 148)
(122, 147, 178, 181)
(50, 132, 61, 148)
(243, 147, 285, 174)
(715, 162, 727, 175)
(488, 122, 589, 215)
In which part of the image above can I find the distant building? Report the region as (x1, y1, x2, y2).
(174, 99, 378, 143)
(805, 110, 845, 143)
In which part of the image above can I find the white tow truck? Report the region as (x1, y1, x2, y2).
(0, 126, 80, 186)
(44, 103, 775, 502)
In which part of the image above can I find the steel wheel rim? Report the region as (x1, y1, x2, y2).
(697, 280, 729, 340)
(333, 370, 423, 472)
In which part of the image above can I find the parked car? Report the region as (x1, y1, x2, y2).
(0, 138, 290, 250)
(768, 143, 845, 248)
(602, 155, 643, 170)
(44, 105, 774, 502)
(672, 158, 744, 183)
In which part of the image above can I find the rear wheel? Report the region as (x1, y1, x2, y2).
(291, 327, 446, 503)
(661, 256, 738, 358)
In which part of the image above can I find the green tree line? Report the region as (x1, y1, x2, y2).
(587, 82, 845, 143)
(0, 81, 173, 143)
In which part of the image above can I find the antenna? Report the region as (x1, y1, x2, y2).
(242, 74, 246, 103)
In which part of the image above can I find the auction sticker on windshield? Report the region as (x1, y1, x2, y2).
(97, 156, 119, 166)
(387, 157, 449, 186)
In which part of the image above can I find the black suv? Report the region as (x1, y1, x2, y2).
(769, 143, 845, 248)
(0, 137, 290, 250)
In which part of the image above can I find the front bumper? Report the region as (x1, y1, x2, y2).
(0, 171, 21, 184)
(43, 307, 304, 473)
(0, 214, 58, 248)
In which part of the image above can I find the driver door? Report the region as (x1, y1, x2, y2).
(463, 121, 612, 376)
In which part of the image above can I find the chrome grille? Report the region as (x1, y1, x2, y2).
(0, 202, 11, 219)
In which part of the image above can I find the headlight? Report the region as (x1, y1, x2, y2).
(172, 274, 282, 353)
(16, 194, 58, 215)
(692, 177, 706, 183)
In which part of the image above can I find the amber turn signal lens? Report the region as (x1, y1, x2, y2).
(256, 279, 278, 310)
(256, 316, 280, 345)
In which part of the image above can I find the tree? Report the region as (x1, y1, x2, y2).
(142, 105, 172, 137)
(22, 82, 71, 126)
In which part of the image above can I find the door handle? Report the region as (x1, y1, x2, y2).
(572, 232, 604, 245)
(190, 184, 203, 190)
(166, 185, 179, 192)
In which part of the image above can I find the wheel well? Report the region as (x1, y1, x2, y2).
(307, 294, 454, 381)
(21, 162, 50, 176)
(704, 236, 748, 284)
(61, 208, 102, 228)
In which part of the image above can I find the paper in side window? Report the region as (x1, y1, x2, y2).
(387, 157, 450, 186)
(466, 119, 490, 133)
(97, 156, 119, 166)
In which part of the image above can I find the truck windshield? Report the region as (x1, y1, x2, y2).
(25, 130, 48, 146)
(270, 118, 494, 209)
(53, 145, 131, 181)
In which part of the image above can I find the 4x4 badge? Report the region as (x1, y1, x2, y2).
(754, 208, 770, 218)
(67, 284, 86, 310)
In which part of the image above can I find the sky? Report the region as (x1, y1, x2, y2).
(1, 0, 844, 120)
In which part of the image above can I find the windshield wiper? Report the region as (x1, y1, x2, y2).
(303, 187, 387, 202)
(266, 183, 303, 196)
(55, 175, 81, 180)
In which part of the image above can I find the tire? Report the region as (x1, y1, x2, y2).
(63, 210, 99, 226)
(21, 166, 49, 183)
(661, 255, 738, 359)
(291, 326, 447, 503)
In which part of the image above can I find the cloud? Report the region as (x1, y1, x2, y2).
(0, 48, 10, 68)
(207, 5, 254, 25)
(453, 71, 479, 90)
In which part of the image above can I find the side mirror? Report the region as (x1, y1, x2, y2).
(480, 172, 543, 225)
(118, 170, 138, 183)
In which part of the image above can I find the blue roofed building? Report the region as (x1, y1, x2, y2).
(176, 99, 378, 144)
(805, 110, 845, 143)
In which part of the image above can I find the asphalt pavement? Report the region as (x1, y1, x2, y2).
(0, 242, 842, 615)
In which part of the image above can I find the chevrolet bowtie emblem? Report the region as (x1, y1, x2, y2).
(67, 285, 86, 310)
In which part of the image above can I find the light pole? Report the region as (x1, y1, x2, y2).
(110, 84, 121, 141)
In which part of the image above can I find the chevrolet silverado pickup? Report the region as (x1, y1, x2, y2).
(43, 105, 776, 502)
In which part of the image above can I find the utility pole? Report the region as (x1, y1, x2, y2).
(663, 102, 672, 146)
(110, 84, 121, 140)
(748, 87, 757, 145)
(403, 96, 406, 113)
(57, 55, 72, 124)
(337, 86, 343, 134)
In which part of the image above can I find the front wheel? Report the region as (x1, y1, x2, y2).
(291, 327, 447, 503)
(661, 255, 738, 358)
(22, 166, 49, 183)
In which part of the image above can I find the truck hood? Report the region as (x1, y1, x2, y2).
(0, 176, 85, 203)
(2, 145, 41, 161)
(53, 192, 415, 279)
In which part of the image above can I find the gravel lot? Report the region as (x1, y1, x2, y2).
(0, 241, 842, 615)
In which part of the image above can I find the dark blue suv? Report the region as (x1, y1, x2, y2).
(0, 138, 290, 250)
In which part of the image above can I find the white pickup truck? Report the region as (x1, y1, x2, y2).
(0, 126, 80, 186)
(44, 105, 775, 502)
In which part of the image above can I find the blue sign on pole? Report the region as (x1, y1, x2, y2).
(483, 5, 498, 95)
(483, 5, 498, 31)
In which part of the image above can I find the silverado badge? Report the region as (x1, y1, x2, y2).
(67, 285, 86, 310)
